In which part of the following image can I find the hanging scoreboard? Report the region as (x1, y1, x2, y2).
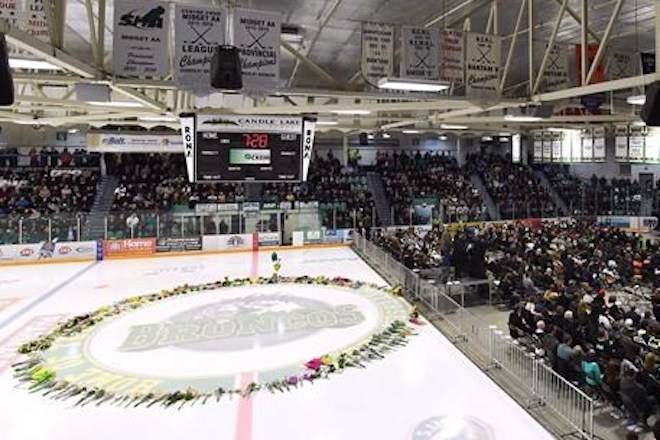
(180, 114, 316, 183)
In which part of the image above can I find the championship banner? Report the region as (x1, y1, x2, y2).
(629, 126, 645, 162)
(581, 128, 593, 162)
(302, 118, 316, 181)
(22, 0, 49, 40)
(400, 26, 439, 80)
(439, 29, 465, 86)
(542, 131, 552, 162)
(551, 132, 562, 162)
(112, 0, 170, 77)
(532, 131, 543, 163)
(608, 51, 638, 81)
(361, 21, 395, 86)
(87, 133, 183, 153)
(234, 8, 281, 90)
(645, 128, 660, 163)
(615, 125, 629, 162)
(561, 130, 572, 162)
(0, 0, 19, 26)
(533, 41, 570, 92)
(465, 32, 501, 99)
(174, 5, 225, 92)
(593, 126, 606, 162)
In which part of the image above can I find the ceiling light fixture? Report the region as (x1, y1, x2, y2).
(377, 77, 450, 92)
(440, 123, 468, 130)
(315, 120, 339, 126)
(439, 135, 448, 141)
(138, 115, 177, 122)
(482, 136, 493, 141)
(382, 132, 391, 139)
(402, 129, 420, 134)
(9, 58, 62, 70)
(88, 101, 144, 108)
(627, 94, 646, 105)
(331, 109, 371, 115)
(504, 115, 543, 122)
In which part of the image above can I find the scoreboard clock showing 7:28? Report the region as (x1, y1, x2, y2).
(180, 114, 316, 183)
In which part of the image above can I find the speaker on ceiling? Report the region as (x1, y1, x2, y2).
(0, 33, 14, 106)
(641, 82, 660, 126)
(359, 132, 369, 145)
(210, 45, 242, 90)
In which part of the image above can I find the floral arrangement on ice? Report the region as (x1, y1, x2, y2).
(13, 276, 420, 409)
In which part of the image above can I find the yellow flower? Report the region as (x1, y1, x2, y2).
(321, 354, 333, 366)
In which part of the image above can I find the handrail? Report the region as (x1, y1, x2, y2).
(352, 232, 595, 440)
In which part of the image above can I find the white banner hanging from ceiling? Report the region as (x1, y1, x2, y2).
(0, 0, 19, 26)
(174, 5, 225, 92)
(465, 32, 501, 99)
(400, 26, 439, 80)
(615, 125, 629, 162)
(533, 131, 543, 163)
(112, 0, 170, 77)
(581, 128, 593, 162)
(645, 128, 660, 163)
(608, 51, 638, 81)
(439, 29, 464, 87)
(593, 126, 606, 162)
(542, 132, 552, 161)
(22, 0, 48, 40)
(361, 21, 395, 87)
(629, 126, 645, 162)
(534, 41, 570, 92)
(234, 8, 281, 90)
(551, 132, 562, 162)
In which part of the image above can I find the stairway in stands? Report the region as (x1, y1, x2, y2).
(367, 171, 392, 225)
(533, 169, 569, 216)
(469, 174, 500, 220)
(83, 175, 119, 240)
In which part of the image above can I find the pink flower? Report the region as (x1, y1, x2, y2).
(287, 376, 298, 385)
(305, 358, 322, 371)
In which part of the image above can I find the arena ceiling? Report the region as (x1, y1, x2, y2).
(2, 0, 660, 134)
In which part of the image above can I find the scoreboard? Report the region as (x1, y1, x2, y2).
(179, 114, 316, 183)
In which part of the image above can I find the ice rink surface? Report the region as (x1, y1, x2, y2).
(0, 247, 554, 440)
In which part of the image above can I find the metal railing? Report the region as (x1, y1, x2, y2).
(352, 232, 595, 440)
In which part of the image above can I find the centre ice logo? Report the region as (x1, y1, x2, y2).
(118, 294, 366, 352)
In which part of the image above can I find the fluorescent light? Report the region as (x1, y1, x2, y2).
(138, 115, 177, 122)
(402, 129, 420, 134)
(88, 101, 144, 108)
(367, 134, 375, 140)
(482, 136, 493, 141)
(9, 58, 62, 70)
(331, 109, 371, 115)
(440, 124, 468, 130)
(627, 94, 646, 105)
(439, 135, 448, 141)
(377, 77, 450, 92)
(382, 132, 391, 139)
(67, 128, 79, 134)
(499, 137, 510, 142)
(316, 120, 339, 126)
(504, 115, 542, 122)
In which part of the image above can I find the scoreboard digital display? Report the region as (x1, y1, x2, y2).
(180, 114, 316, 183)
